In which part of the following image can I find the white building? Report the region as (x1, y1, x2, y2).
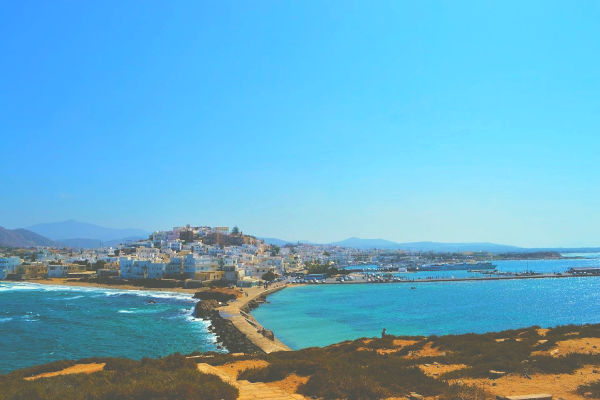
(136, 247, 160, 260)
(0, 257, 23, 279)
(165, 257, 183, 276)
(183, 254, 218, 279)
(120, 257, 166, 280)
(47, 264, 68, 278)
(0, 257, 22, 279)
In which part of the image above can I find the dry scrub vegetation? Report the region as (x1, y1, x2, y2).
(4, 324, 600, 399)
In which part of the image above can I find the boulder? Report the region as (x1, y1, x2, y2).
(193, 300, 219, 318)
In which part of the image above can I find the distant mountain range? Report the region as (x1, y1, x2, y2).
(25, 220, 149, 249)
(260, 236, 522, 252)
(258, 237, 314, 246)
(261, 236, 600, 253)
(3, 221, 599, 253)
(329, 238, 524, 252)
(0, 226, 57, 248)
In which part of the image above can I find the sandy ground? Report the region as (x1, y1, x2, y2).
(197, 361, 307, 400)
(218, 359, 270, 378)
(419, 363, 468, 377)
(393, 339, 419, 347)
(408, 342, 446, 358)
(265, 374, 310, 394)
(531, 338, 600, 358)
(452, 365, 600, 400)
(24, 363, 106, 381)
(25, 278, 201, 294)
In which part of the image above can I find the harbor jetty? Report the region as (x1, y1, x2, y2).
(194, 284, 291, 354)
(297, 271, 600, 286)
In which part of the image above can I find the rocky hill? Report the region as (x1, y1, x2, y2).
(0, 226, 57, 248)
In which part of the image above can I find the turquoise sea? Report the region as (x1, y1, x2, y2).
(0, 282, 218, 374)
(253, 258, 600, 349)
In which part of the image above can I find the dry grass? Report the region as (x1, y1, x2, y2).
(418, 363, 468, 377)
(8, 324, 600, 400)
(265, 373, 310, 393)
(531, 338, 600, 358)
(216, 359, 269, 377)
(451, 365, 600, 399)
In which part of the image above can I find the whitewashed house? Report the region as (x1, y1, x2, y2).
(0, 256, 22, 279)
(183, 254, 218, 279)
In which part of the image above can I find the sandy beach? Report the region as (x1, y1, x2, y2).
(22, 278, 201, 294)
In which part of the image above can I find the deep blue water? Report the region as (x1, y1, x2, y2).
(253, 258, 600, 349)
(0, 282, 219, 374)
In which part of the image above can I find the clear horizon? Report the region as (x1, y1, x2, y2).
(2, 1, 600, 248)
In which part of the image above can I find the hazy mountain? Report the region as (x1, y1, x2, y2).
(27, 220, 148, 242)
(0, 226, 57, 248)
(330, 237, 402, 249)
(258, 237, 291, 246)
(329, 238, 522, 252)
(391, 241, 523, 253)
(57, 236, 144, 249)
(258, 237, 315, 246)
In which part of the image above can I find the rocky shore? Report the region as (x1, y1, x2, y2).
(193, 285, 291, 354)
(193, 299, 264, 354)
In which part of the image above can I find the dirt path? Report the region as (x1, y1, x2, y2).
(24, 363, 106, 381)
(197, 362, 307, 400)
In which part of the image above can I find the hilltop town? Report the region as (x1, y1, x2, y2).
(0, 224, 577, 287)
(0, 225, 371, 286)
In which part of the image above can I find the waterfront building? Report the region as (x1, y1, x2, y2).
(165, 257, 183, 277)
(0, 257, 22, 279)
(183, 254, 219, 279)
(47, 264, 87, 278)
(237, 276, 259, 287)
(14, 263, 47, 279)
(119, 257, 166, 279)
(194, 270, 225, 282)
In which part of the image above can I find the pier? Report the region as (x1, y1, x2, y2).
(295, 272, 600, 285)
(217, 284, 291, 353)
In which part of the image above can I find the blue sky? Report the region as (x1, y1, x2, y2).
(1, 1, 599, 247)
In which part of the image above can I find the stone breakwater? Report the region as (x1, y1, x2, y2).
(193, 285, 291, 354)
(193, 299, 264, 354)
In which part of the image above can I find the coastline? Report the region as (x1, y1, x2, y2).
(18, 278, 293, 354)
(218, 284, 291, 353)
(193, 284, 292, 354)
(18, 278, 200, 294)
(18, 273, 600, 356)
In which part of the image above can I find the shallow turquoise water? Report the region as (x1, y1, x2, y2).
(351, 258, 599, 280)
(253, 275, 600, 349)
(0, 282, 218, 374)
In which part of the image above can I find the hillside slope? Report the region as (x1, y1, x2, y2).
(27, 220, 148, 241)
(0, 227, 56, 248)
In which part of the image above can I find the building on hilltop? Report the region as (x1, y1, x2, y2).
(212, 227, 229, 235)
